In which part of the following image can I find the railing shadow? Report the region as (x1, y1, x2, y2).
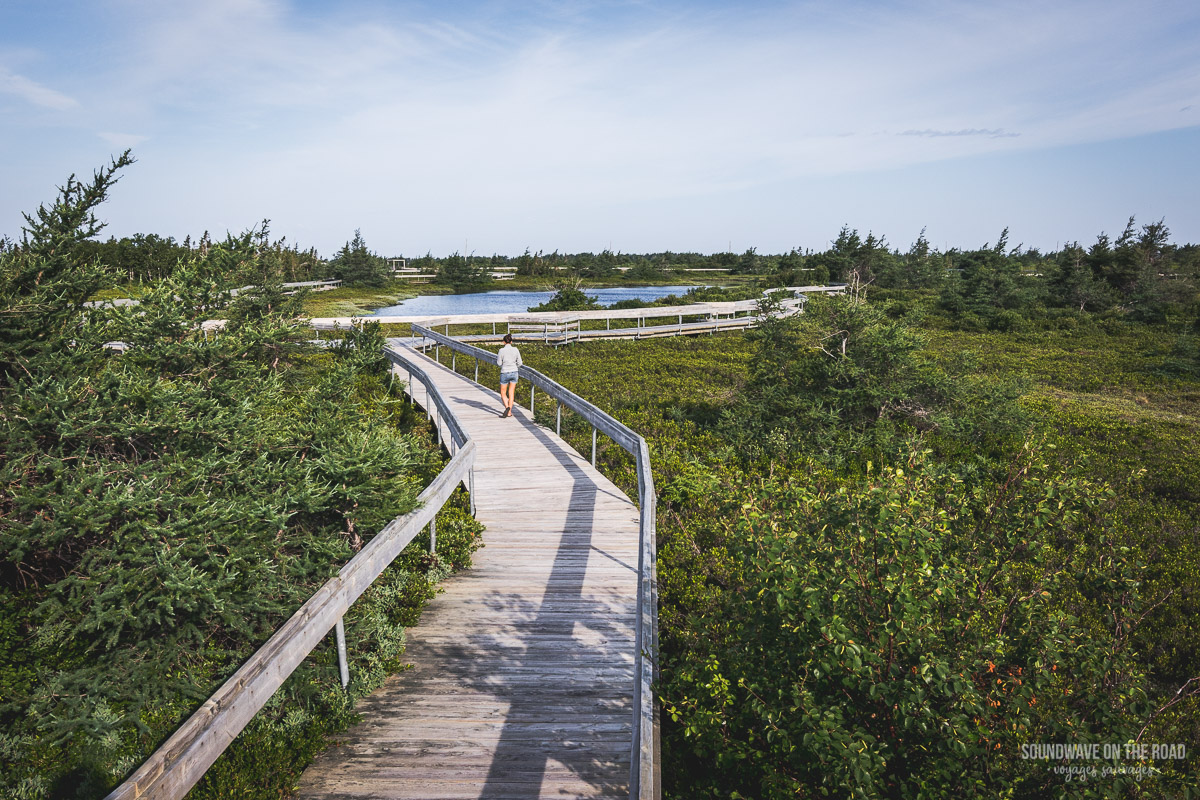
(485, 420, 634, 798)
(355, 416, 637, 798)
(306, 343, 647, 799)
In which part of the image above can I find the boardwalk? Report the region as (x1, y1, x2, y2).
(295, 345, 642, 799)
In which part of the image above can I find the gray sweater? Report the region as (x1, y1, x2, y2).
(497, 344, 523, 372)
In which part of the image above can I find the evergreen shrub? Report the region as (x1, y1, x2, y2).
(0, 158, 482, 799)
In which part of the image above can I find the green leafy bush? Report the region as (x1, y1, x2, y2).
(661, 450, 1157, 799)
(515, 321, 1200, 798)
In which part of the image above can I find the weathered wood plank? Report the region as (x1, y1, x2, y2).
(296, 345, 647, 799)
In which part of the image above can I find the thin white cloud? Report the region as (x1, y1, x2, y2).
(98, 131, 149, 149)
(899, 130, 1021, 139)
(88, 0, 1200, 176)
(4, 0, 1199, 253)
(0, 67, 78, 110)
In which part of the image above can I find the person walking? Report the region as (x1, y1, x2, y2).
(497, 333, 523, 418)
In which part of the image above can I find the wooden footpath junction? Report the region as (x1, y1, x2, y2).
(295, 339, 651, 799)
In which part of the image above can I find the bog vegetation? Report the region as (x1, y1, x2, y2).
(512, 275, 1199, 796)
(3, 154, 1199, 798)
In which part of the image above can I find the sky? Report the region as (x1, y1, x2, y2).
(2, 0, 1198, 258)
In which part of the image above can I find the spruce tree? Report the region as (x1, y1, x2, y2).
(435, 251, 488, 288)
(329, 229, 387, 287)
(0, 150, 134, 385)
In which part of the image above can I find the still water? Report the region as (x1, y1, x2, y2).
(370, 286, 705, 317)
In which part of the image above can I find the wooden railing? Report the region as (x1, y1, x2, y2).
(507, 315, 582, 343)
(411, 322, 661, 800)
(105, 352, 475, 800)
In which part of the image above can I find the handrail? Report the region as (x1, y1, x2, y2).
(411, 322, 660, 800)
(105, 350, 475, 800)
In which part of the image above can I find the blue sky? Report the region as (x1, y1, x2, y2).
(2, 0, 1198, 257)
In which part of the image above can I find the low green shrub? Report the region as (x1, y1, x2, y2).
(510, 312, 1200, 798)
(661, 451, 1159, 799)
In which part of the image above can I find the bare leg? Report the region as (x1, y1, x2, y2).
(500, 382, 514, 413)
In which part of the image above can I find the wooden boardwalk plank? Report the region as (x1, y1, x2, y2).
(295, 347, 641, 799)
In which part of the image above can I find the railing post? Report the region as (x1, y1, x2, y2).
(556, 402, 561, 436)
(592, 427, 597, 467)
(469, 468, 476, 517)
(452, 352, 456, 373)
(335, 617, 349, 689)
(475, 359, 479, 384)
(429, 517, 436, 554)
(530, 384, 535, 418)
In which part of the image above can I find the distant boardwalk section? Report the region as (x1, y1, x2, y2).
(308, 285, 841, 345)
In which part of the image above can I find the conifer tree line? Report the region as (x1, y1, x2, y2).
(12, 208, 1195, 324)
(0, 156, 482, 797)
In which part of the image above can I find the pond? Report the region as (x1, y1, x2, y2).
(370, 286, 707, 317)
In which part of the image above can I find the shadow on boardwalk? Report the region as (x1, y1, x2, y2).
(297, 393, 639, 799)
(477, 423, 633, 799)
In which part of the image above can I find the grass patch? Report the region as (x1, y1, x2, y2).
(302, 282, 419, 317)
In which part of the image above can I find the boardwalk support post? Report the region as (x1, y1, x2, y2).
(475, 359, 479, 384)
(531, 384, 535, 418)
(452, 353, 456, 373)
(335, 618, 349, 689)
(556, 402, 561, 436)
(591, 427, 597, 467)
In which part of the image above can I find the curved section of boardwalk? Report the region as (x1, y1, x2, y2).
(296, 346, 641, 799)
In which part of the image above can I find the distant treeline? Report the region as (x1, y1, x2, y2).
(7, 218, 1196, 321)
(395, 221, 1200, 309)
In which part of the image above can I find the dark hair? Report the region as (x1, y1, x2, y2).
(503, 333, 513, 344)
